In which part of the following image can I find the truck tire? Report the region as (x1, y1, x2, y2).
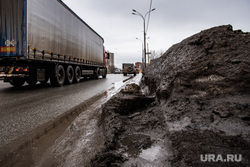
(102, 69, 107, 78)
(50, 64, 65, 87)
(92, 68, 99, 79)
(74, 66, 81, 83)
(10, 77, 25, 87)
(65, 65, 74, 84)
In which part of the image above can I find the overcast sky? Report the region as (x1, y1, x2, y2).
(62, 0, 250, 69)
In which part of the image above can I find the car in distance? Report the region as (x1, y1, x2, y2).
(114, 68, 121, 74)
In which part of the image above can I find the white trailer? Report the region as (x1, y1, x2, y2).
(0, 0, 107, 87)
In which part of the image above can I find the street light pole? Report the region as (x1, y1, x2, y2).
(143, 19, 146, 68)
(132, 8, 155, 71)
(136, 38, 143, 67)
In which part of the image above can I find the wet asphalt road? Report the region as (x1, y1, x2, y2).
(0, 74, 129, 148)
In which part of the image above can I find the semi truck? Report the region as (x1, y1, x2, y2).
(0, 0, 107, 87)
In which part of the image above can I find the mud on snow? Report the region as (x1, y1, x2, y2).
(91, 25, 250, 167)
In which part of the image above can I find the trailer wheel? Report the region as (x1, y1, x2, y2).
(93, 68, 99, 79)
(65, 65, 74, 84)
(51, 64, 65, 87)
(74, 66, 81, 83)
(10, 78, 25, 87)
(102, 69, 107, 78)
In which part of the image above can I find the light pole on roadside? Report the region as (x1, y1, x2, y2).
(132, 8, 155, 71)
(136, 37, 143, 64)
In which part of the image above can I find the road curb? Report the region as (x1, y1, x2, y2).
(123, 76, 133, 83)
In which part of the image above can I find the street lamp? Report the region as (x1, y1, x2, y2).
(132, 8, 155, 70)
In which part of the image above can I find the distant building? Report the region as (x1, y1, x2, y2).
(135, 62, 142, 73)
(106, 52, 115, 73)
(135, 62, 142, 69)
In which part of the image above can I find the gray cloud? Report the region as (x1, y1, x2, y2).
(63, 0, 250, 68)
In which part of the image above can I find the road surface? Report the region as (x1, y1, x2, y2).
(0, 74, 129, 148)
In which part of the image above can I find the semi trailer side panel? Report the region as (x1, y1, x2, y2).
(27, 0, 104, 64)
(0, 0, 26, 57)
(0, 0, 104, 65)
(0, 0, 107, 87)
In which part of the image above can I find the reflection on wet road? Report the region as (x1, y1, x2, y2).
(0, 74, 129, 148)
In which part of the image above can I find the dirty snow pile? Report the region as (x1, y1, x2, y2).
(91, 25, 250, 167)
(141, 24, 250, 166)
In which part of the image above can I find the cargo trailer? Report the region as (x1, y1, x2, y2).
(0, 0, 107, 87)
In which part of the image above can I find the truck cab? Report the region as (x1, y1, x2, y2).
(122, 63, 136, 76)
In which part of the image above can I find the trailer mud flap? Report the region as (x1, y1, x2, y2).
(37, 69, 45, 81)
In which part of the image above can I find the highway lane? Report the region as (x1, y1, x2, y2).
(0, 74, 128, 148)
